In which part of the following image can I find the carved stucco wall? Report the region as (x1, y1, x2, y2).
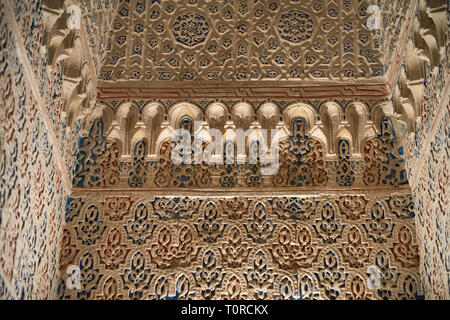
(0, 0, 448, 300)
(401, 13, 449, 300)
(0, 1, 69, 299)
(392, 0, 449, 299)
(0, 0, 101, 299)
(57, 191, 421, 300)
(408, 100, 449, 300)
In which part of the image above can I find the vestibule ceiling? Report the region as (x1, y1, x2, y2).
(96, 0, 412, 99)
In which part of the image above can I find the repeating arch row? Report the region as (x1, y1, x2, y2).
(393, 0, 447, 133)
(42, 0, 97, 128)
(85, 100, 401, 159)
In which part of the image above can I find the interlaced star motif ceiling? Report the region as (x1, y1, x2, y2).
(97, 0, 411, 99)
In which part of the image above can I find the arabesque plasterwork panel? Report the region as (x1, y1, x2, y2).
(57, 191, 421, 300)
